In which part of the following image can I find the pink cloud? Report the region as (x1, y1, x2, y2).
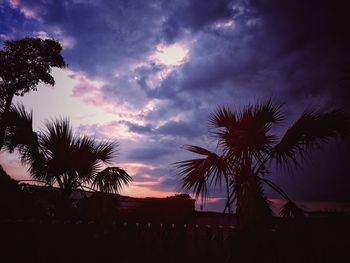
(71, 74, 108, 107)
(82, 96, 107, 107)
(103, 161, 179, 198)
(7, 0, 39, 19)
(71, 82, 97, 97)
(0, 152, 28, 181)
(20, 6, 36, 18)
(8, 0, 19, 8)
(77, 120, 137, 141)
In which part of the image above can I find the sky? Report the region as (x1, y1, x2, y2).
(1, 0, 350, 213)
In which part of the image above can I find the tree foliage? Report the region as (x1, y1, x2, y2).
(0, 37, 65, 96)
(0, 37, 66, 149)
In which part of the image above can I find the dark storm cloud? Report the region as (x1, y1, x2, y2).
(146, 0, 350, 202)
(122, 119, 203, 139)
(127, 146, 173, 162)
(157, 120, 199, 138)
(148, 176, 182, 193)
(10, 0, 234, 76)
(3, 0, 350, 205)
(126, 121, 154, 134)
(13, 0, 164, 75)
(247, 0, 350, 109)
(161, 0, 233, 42)
(140, 0, 350, 114)
(5, 0, 350, 109)
(124, 120, 206, 163)
(268, 142, 350, 203)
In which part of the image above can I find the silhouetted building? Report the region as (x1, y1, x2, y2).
(77, 191, 195, 223)
(2, 182, 195, 222)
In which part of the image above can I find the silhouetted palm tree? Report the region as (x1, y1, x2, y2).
(175, 100, 349, 228)
(4, 104, 132, 200)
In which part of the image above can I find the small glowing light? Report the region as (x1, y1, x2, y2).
(153, 43, 189, 66)
(214, 19, 235, 29)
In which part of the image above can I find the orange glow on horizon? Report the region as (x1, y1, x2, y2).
(120, 183, 180, 198)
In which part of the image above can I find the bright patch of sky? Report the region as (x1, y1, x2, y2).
(12, 69, 114, 129)
(152, 43, 189, 66)
(213, 19, 235, 29)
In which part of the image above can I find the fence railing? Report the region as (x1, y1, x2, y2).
(1, 219, 238, 262)
(2, 218, 348, 263)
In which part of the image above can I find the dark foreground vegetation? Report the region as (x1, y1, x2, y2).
(1, 169, 350, 263)
(1, 213, 350, 263)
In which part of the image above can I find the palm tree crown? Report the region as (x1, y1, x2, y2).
(4, 104, 132, 196)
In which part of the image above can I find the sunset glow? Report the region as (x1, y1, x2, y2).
(0, 0, 349, 214)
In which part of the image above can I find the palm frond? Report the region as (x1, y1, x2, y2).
(174, 158, 209, 199)
(209, 106, 237, 129)
(253, 99, 285, 125)
(184, 145, 216, 156)
(4, 104, 35, 152)
(210, 101, 283, 159)
(93, 140, 118, 164)
(91, 167, 132, 193)
(185, 145, 230, 187)
(4, 104, 54, 184)
(72, 136, 102, 179)
(40, 118, 73, 159)
(39, 118, 75, 178)
(258, 176, 290, 200)
(174, 146, 229, 199)
(273, 109, 350, 168)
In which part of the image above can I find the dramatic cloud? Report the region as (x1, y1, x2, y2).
(1, 0, 349, 212)
(122, 119, 202, 139)
(127, 145, 174, 162)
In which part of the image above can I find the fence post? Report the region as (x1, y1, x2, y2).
(182, 224, 188, 258)
(194, 224, 199, 256)
(205, 225, 212, 258)
(217, 225, 224, 257)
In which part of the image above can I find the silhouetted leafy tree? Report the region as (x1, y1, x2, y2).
(175, 100, 350, 229)
(0, 165, 48, 219)
(4, 104, 132, 214)
(0, 165, 19, 193)
(280, 200, 305, 219)
(0, 37, 66, 150)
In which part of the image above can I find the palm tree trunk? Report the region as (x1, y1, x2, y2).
(224, 188, 236, 213)
(55, 175, 64, 190)
(223, 175, 234, 213)
(235, 179, 243, 217)
(0, 90, 14, 150)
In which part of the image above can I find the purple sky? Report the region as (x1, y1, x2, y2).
(1, 0, 349, 213)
